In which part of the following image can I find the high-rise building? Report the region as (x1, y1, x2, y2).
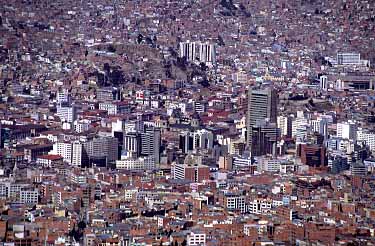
(84, 137, 119, 166)
(51, 141, 87, 167)
(277, 115, 292, 138)
(320, 75, 328, 91)
(56, 89, 70, 103)
(251, 120, 280, 157)
(141, 127, 161, 164)
(179, 131, 194, 153)
(246, 88, 278, 150)
(193, 129, 214, 150)
(56, 103, 76, 123)
(123, 132, 142, 157)
(337, 121, 357, 140)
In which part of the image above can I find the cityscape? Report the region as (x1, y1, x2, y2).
(0, 0, 375, 245)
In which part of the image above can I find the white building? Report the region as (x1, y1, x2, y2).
(99, 102, 130, 115)
(116, 156, 155, 170)
(73, 119, 90, 133)
(277, 115, 292, 137)
(56, 89, 70, 103)
(247, 199, 272, 215)
(56, 103, 76, 123)
(193, 129, 214, 150)
(337, 52, 361, 65)
(357, 128, 375, 152)
(179, 41, 216, 66)
(310, 117, 328, 138)
(337, 121, 357, 140)
(292, 113, 308, 138)
(51, 141, 85, 166)
(187, 231, 206, 246)
(224, 193, 246, 213)
(20, 189, 39, 204)
(320, 75, 328, 91)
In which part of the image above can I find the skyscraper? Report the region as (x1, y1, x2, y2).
(123, 132, 142, 157)
(246, 88, 278, 151)
(141, 127, 161, 164)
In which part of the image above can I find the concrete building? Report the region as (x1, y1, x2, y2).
(337, 121, 357, 140)
(56, 103, 76, 123)
(172, 163, 210, 183)
(247, 88, 278, 150)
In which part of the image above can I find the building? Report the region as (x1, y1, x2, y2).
(251, 120, 280, 157)
(193, 100, 207, 114)
(350, 162, 367, 176)
(223, 192, 246, 213)
(187, 231, 206, 246)
(179, 41, 216, 66)
(141, 127, 161, 164)
(277, 115, 292, 138)
(320, 75, 328, 91)
(96, 87, 120, 101)
(329, 155, 349, 174)
(193, 129, 214, 150)
(84, 137, 119, 166)
(56, 89, 70, 103)
(116, 156, 155, 170)
(298, 144, 327, 167)
(180, 131, 194, 154)
(337, 52, 361, 65)
(337, 121, 357, 140)
(98, 102, 130, 115)
(123, 132, 142, 157)
(56, 103, 76, 123)
(247, 88, 278, 149)
(36, 154, 63, 168)
(51, 141, 86, 167)
(73, 119, 90, 133)
(172, 163, 210, 183)
(20, 189, 39, 204)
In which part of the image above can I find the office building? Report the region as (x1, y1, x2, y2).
(251, 120, 280, 157)
(141, 127, 161, 164)
(51, 141, 87, 167)
(337, 121, 357, 140)
(187, 231, 206, 246)
(329, 155, 349, 174)
(84, 137, 119, 166)
(56, 103, 76, 123)
(298, 144, 327, 167)
(96, 87, 120, 101)
(277, 115, 292, 138)
(247, 88, 278, 149)
(20, 189, 39, 204)
(123, 132, 142, 157)
(223, 192, 246, 213)
(179, 131, 194, 153)
(350, 162, 367, 176)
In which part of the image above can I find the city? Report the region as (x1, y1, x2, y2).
(0, 0, 375, 245)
